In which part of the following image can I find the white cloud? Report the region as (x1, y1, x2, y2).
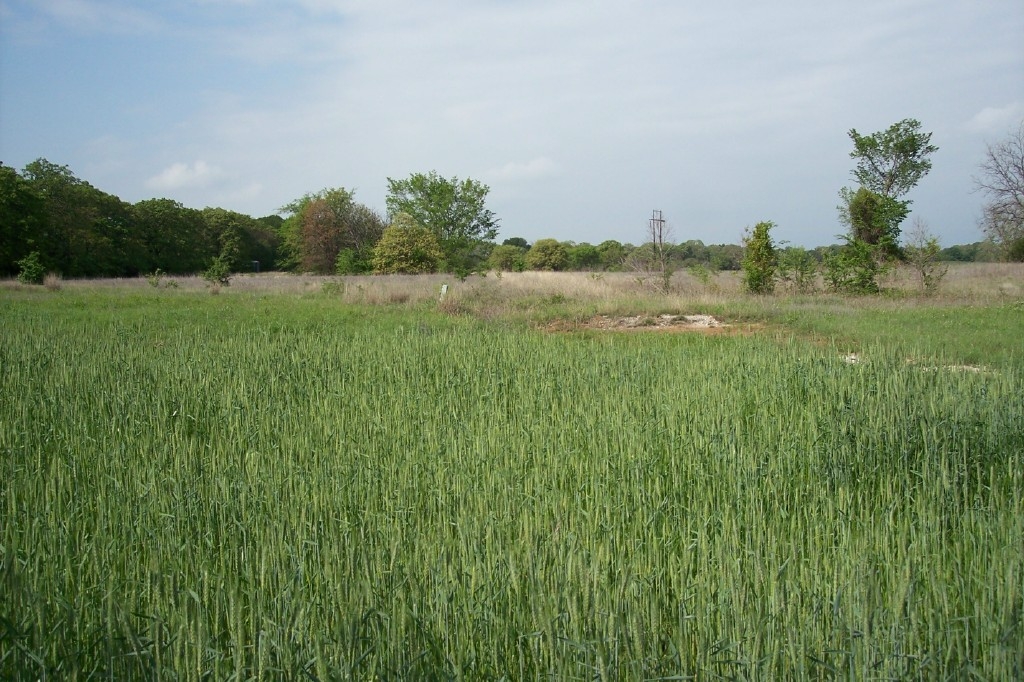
(4, 0, 1023, 247)
(965, 103, 1024, 135)
(146, 161, 226, 191)
(486, 158, 560, 183)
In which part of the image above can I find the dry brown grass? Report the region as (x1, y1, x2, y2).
(42, 273, 63, 291)
(6, 263, 1021, 314)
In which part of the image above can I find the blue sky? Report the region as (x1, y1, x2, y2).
(1, 0, 1022, 247)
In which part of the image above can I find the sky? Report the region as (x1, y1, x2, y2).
(1, 0, 1022, 248)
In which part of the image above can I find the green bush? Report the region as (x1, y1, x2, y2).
(741, 221, 777, 294)
(777, 246, 817, 293)
(202, 255, 232, 287)
(524, 239, 568, 271)
(823, 238, 889, 294)
(335, 248, 371, 275)
(16, 251, 45, 285)
(372, 213, 444, 274)
(488, 244, 526, 272)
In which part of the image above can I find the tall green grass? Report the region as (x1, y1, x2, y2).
(1, 291, 1022, 679)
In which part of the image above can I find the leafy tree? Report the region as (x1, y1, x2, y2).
(22, 159, 137, 277)
(596, 240, 626, 270)
(488, 244, 526, 272)
(675, 239, 709, 266)
(372, 213, 444, 274)
(133, 198, 213, 274)
(202, 208, 279, 272)
(524, 238, 568, 271)
(975, 121, 1024, 260)
(566, 242, 600, 270)
(840, 186, 907, 257)
(741, 220, 777, 294)
(707, 244, 744, 270)
(502, 237, 530, 249)
(0, 163, 44, 277)
(385, 171, 498, 270)
(279, 188, 384, 274)
(848, 119, 938, 198)
(840, 119, 937, 247)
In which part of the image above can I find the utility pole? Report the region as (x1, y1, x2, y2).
(649, 210, 666, 263)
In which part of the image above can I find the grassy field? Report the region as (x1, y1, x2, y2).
(1, 266, 1023, 679)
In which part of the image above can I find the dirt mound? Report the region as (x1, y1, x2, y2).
(590, 313, 723, 330)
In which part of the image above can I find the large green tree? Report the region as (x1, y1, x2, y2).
(840, 119, 937, 248)
(132, 198, 213, 274)
(21, 159, 137, 276)
(201, 208, 280, 273)
(848, 119, 938, 199)
(0, 163, 45, 277)
(385, 171, 498, 271)
(524, 238, 568, 271)
(596, 240, 626, 270)
(488, 244, 526, 272)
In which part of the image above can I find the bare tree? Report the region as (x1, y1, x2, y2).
(903, 217, 947, 295)
(975, 121, 1024, 259)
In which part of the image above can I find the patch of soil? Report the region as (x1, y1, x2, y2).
(544, 314, 765, 335)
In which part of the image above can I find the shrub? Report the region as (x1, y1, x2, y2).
(146, 269, 166, 287)
(777, 246, 817, 293)
(823, 238, 889, 294)
(1008, 236, 1024, 262)
(372, 213, 444, 274)
(335, 248, 371, 275)
(202, 255, 232, 287)
(904, 218, 948, 295)
(16, 251, 46, 285)
(741, 221, 777, 294)
(488, 244, 526, 272)
(524, 239, 568, 271)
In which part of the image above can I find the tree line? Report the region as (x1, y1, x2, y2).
(1, 159, 281, 279)
(3, 120, 1021, 283)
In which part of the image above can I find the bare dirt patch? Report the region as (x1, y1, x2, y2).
(544, 314, 765, 335)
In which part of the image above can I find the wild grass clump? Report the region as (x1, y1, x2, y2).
(42, 272, 62, 291)
(1, 290, 1021, 679)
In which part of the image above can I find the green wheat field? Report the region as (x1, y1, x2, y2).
(2, 272, 1023, 679)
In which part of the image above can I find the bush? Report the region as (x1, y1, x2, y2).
(741, 221, 777, 294)
(202, 256, 232, 287)
(335, 248, 371, 275)
(524, 239, 568, 271)
(16, 251, 45, 285)
(904, 219, 948, 295)
(777, 246, 817, 293)
(1008, 237, 1024, 262)
(146, 269, 166, 287)
(823, 238, 889, 294)
(488, 244, 526, 272)
(372, 213, 444, 274)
